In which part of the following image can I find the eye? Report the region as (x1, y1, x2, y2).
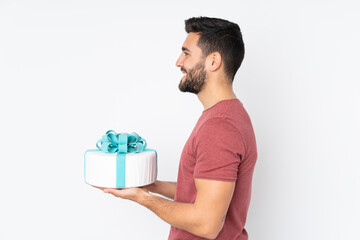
(184, 52, 189, 56)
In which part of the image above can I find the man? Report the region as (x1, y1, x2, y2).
(98, 16, 257, 240)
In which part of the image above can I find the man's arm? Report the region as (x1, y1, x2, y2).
(102, 179, 235, 239)
(142, 180, 177, 200)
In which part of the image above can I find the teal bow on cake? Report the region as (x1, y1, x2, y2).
(84, 130, 157, 189)
(96, 130, 147, 154)
(91, 130, 148, 188)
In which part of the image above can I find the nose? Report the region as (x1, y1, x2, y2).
(175, 53, 184, 68)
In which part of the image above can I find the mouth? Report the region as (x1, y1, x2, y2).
(181, 70, 187, 79)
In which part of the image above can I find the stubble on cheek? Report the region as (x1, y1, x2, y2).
(178, 62, 207, 94)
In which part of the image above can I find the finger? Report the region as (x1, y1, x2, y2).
(140, 186, 149, 193)
(103, 188, 122, 196)
(92, 185, 106, 191)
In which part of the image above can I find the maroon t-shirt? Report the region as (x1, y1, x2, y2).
(168, 99, 257, 240)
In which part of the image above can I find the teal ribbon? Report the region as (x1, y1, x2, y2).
(96, 130, 147, 154)
(96, 130, 147, 188)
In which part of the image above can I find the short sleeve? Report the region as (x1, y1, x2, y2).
(193, 117, 245, 181)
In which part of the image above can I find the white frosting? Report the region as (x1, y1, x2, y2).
(84, 150, 157, 188)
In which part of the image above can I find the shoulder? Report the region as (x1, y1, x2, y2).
(196, 117, 242, 140)
(194, 117, 245, 153)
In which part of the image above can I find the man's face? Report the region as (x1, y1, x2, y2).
(176, 33, 207, 94)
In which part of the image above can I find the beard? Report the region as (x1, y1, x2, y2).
(178, 60, 207, 94)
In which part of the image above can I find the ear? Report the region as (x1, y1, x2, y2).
(207, 52, 222, 72)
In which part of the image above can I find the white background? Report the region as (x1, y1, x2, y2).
(1, 0, 359, 239)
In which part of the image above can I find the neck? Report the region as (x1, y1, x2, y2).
(197, 78, 237, 111)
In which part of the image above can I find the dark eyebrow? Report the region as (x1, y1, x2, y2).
(182, 47, 190, 52)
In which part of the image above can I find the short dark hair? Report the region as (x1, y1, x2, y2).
(185, 16, 245, 81)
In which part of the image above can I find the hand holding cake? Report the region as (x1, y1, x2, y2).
(93, 185, 151, 202)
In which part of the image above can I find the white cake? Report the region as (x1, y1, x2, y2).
(84, 149, 157, 188)
(84, 131, 157, 188)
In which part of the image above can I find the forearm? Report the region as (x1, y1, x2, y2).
(101, 179, 230, 239)
(137, 192, 211, 238)
(145, 180, 177, 200)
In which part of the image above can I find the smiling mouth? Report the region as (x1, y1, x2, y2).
(181, 70, 187, 78)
